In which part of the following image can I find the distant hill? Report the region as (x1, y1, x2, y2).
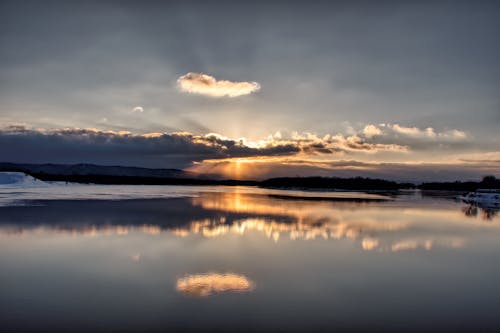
(0, 162, 198, 179)
(0, 162, 255, 186)
(9, 162, 496, 191)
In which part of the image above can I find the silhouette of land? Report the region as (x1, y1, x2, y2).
(1, 162, 497, 191)
(419, 176, 500, 191)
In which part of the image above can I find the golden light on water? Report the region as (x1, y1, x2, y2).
(0, 191, 478, 252)
(176, 273, 254, 297)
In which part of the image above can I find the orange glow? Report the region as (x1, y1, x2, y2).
(187, 153, 493, 180)
(1, 192, 488, 251)
(176, 273, 254, 296)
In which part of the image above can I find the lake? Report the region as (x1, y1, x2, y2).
(1, 185, 499, 332)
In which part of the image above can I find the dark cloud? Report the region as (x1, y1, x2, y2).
(0, 126, 411, 168)
(1, 126, 498, 181)
(0, 127, 299, 168)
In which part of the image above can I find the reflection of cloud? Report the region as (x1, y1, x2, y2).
(170, 193, 471, 252)
(177, 72, 260, 97)
(176, 273, 254, 296)
(391, 239, 430, 251)
(390, 238, 465, 252)
(0, 192, 491, 252)
(170, 217, 467, 252)
(172, 217, 363, 242)
(362, 237, 379, 250)
(0, 224, 164, 237)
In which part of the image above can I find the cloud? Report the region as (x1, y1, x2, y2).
(355, 123, 472, 152)
(1, 125, 494, 180)
(362, 125, 382, 138)
(190, 157, 500, 181)
(3, 123, 471, 168)
(358, 123, 468, 142)
(386, 124, 467, 140)
(0, 126, 410, 168)
(288, 132, 407, 154)
(455, 151, 500, 164)
(0, 126, 298, 168)
(132, 106, 144, 113)
(177, 72, 261, 97)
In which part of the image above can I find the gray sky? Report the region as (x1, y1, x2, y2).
(0, 0, 499, 180)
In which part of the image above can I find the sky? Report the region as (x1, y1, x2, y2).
(0, 0, 499, 181)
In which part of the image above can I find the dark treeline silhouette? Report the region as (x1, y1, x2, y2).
(0, 162, 197, 178)
(419, 176, 500, 192)
(1, 162, 414, 189)
(1, 162, 498, 191)
(260, 176, 414, 191)
(15, 173, 413, 190)
(25, 173, 259, 186)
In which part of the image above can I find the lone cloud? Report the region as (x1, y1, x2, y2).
(177, 72, 260, 97)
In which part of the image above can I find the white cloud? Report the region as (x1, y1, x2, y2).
(387, 124, 467, 140)
(362, 124, 382, 138)
(391, 124, 428, 137)
(132, 106, 144, 113)
(445, 129, 467, 140)
(177, 72, 261, 97)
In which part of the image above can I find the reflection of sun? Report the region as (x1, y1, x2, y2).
(176, 273, 254, 297)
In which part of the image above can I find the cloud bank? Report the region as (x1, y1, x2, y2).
(0, 126, 406, 168)
(0, 127, 294, 168)
(191, 158, 500, 182)
(0, 124, 494, 181)
(177, 73, 261, 97)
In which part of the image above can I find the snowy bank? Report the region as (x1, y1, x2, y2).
(0, 172, 48, 188)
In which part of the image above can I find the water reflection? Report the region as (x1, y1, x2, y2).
(176, 273, 254, 297)
(2, 188, 500, 332)
(0, 192, 498, 253)
(171, 217, 468, 252)
(0, 224, 162, 237)
(462, 204, 499, 221)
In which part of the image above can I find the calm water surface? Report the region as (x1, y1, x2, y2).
(1, 185, 499, 332)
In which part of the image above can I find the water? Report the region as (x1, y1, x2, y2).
(1, 185, 499, 332)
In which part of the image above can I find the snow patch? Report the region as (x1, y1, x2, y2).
(0, 172, 48, 188)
